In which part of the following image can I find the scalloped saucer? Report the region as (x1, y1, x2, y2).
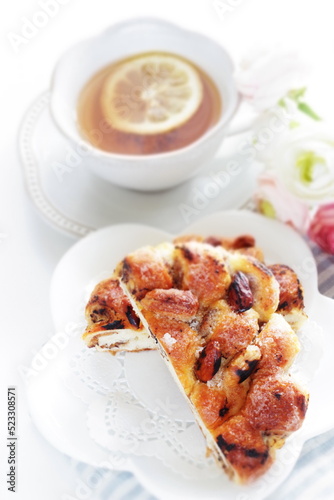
(18, 93, 260, 238)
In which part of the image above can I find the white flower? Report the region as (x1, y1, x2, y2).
(260, 125, 334, 207)
(247, 98, 314, 164)
(236, 49, 309, 111)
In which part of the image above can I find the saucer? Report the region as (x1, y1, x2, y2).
(18, 92, 261, 238)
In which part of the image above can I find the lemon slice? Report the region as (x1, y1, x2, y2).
(100, 53, 203, 135)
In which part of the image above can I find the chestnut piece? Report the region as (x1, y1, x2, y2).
(228, 272, 254, 313)
(195, 341, 222, 383)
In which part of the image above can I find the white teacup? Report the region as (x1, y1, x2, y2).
(50, 17, 241, 191)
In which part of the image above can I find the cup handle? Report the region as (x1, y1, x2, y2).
(225, 96, 259, 137)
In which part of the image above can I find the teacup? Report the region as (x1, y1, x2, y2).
(50, 17, 241, 191)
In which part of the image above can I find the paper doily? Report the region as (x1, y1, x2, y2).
(59, 316, 322, 481)
(61, 340, 222, 480)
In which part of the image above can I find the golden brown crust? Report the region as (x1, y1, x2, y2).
(173, 234, 265, 261)
(269, 264, 305, 313)
(244, 375, 308, 433)
(191, 347, 261, 431)
(143, 313, 200, 395)
(255, 315, 300, 375)
(118, 246, 174, 300)
(229, 254, 280, 322)
(200, 300, 259, 359)
(239, 314, 308, 437)
(191, 384, 232, 429)
(86, 279, 132, 320)
(174, 243, 231, 307)
(214, 415, 273, 482)
(83, 279, 143, 347)
(141, 289, 199, 321)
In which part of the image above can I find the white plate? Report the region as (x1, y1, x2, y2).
(18, 93, 260, 238)
(26, 211, 334, 500)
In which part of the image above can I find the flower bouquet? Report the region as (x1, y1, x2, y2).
(237, 50, 334, 255)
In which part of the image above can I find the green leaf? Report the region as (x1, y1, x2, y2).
(297, 102, 321, 121)
(259, 200, 276, 218)
(278, 98, 287, 108)
(295, 151, 325, 183)
(288, 87, 307, 101)
(289, 120, 300, 129)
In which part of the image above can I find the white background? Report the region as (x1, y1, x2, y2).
(1, 0, 334, 499)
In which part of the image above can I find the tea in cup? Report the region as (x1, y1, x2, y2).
(50, 18, 239, 191)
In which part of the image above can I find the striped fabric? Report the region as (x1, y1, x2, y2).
(71, 243, 334, 500)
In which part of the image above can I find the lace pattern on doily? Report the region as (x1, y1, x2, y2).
(61, 343, 221, 479)
(60, 318, 322, 480)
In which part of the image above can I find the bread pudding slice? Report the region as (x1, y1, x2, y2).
(109, 240, 309, 483)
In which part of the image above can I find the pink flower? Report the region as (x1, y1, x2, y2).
(256, 172, 311, 232)
(308, 203, 334, 254)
